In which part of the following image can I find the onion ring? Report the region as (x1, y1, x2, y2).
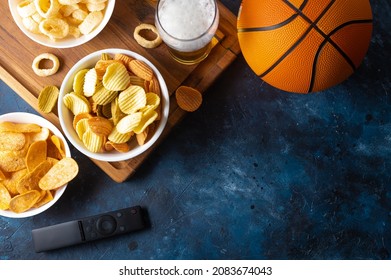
(133, 23, 162, 49)
(32, 53, 60, 77)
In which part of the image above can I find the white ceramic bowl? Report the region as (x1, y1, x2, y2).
(8, 0, 115, 48)
(58, 48, 170, 162)
(0, 112, 71, 218)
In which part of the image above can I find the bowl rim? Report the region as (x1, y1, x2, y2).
(0, 112, 70, 218)
(7, 0, 116, 48)
(58, 48, 170, 162)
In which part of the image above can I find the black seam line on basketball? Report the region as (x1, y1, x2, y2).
(259, 25, 313, 78)
(237, 14, 299, 33)
(237, 0, 309, 33)
(308, 19, 373, 92)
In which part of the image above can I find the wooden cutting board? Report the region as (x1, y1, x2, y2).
(0, 1, 240, 182)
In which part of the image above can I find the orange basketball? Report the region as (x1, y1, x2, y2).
(237, 0, 373, 93)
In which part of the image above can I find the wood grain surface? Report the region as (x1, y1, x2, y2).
(0, 0, 240, 182)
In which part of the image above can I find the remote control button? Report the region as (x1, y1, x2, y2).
(131, 208, 137, 214)
(96, 215, 117, 236)
(120, 226, 125, 231)
(116, 212, 122, 218)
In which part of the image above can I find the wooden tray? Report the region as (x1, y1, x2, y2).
(0, 1, 240, 182)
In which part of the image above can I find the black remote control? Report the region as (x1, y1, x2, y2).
(32, 205, 147, 253)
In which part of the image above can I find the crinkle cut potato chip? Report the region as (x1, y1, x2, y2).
(175, 86, 203, 112)
(38, 85, 59, 113)
(62, 52, 164, 154)
(0, 120, 79, 214)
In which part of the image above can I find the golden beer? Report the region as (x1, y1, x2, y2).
(155, 0, 219, 65)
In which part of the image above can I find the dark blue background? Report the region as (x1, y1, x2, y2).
(1, 0, 390, 260)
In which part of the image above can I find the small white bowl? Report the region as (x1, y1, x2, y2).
(8, 0, 115, 48)
(58, 48, 170, 162)
(0, 112, 71, 218)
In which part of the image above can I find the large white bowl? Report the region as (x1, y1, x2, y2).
(0, 112, 71, 218)
(58, 48, 170, 162)
(8, 0, 115, 48)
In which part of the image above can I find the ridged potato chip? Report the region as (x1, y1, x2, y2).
(104, 141, 130, 153)
(133, 110, 158, 134)
(82, 129, 105, 153)
(73, 112, 92, 129)
(75, 118, 90, 139)
(63, 92, 91, 115)
(114, 53, 134, 67)
(108, 127, 133, 144)
(73, 69, 89, 95)
(38, 85, 59, 113)
(83, 68, 98, 97)
(9, 190, 41, 213)
(87, 116, 113, 137)
(175, 86, 203, 112)
(116, 112, 142, 134)
(39, 158, 79, 190)
(91, 82, 118, 105)
(128, 60, 154, 81)
(102, 62, 130, 91)
(118, 85, 147, 114)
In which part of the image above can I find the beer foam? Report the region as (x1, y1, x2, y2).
(158, 0, 216, 40)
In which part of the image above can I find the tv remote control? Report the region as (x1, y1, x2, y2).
(32, 205, 147, 253)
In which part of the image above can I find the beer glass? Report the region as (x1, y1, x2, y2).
(155, 0, 219, 65)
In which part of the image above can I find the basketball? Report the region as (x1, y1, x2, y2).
(237, 0, 373, 93)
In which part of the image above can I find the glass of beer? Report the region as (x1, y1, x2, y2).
(155, 0, 219, 65)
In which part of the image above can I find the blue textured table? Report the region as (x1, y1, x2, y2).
(1, 0, 390, 260)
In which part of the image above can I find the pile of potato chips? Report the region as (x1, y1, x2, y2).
(0, 121, 78, 214)
(16, 0, 108, 41)
(63, 52, 162, 154)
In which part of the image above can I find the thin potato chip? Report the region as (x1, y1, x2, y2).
(0, 122, 41, 133)
(33, 190, 54, 208)
(50, 135, 66, 158)
(38, 85, 59, 113)
(39, 158, 79, 190)
(136, 126, 149, 146)
(25, 140, 47, 172)
(0, 132, 26, 151)
(0, 182, 11, 210)
(30, 127, 50, 142)
(104, 141, 130, 153)
(9, 190, 41, 213)
(17, 160, 52, 194)
(1, 169, 28, 196)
